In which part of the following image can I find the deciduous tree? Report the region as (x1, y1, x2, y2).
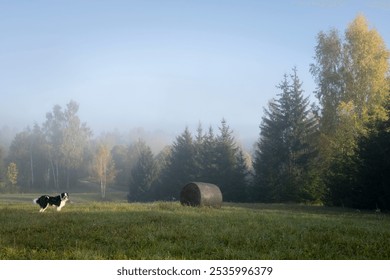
(92, 143, 116, 199)
(6, 162, 18, 192)
(311, 15, 390, 206)
(43, 101, 91, 189)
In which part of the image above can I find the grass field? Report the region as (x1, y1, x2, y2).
(0, 193, 389, 260)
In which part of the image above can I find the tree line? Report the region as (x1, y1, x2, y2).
(0, 15, 389, 210)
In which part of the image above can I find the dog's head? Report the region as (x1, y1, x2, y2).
(60, 192, 69, 201)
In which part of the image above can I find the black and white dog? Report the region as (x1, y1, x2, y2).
(33, 192, 69, 212)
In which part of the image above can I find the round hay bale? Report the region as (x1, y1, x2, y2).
(180, 182, 223, 208)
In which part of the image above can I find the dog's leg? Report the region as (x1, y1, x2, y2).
(57, 200, 66, 211)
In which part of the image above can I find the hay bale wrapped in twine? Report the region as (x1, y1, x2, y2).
(180, 182, 223, 208)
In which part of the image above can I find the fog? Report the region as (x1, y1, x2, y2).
(0, 1, 388, 153)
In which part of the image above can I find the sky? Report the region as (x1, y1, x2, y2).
(0, 0, 389, 151)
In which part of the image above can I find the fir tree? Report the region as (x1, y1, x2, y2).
(128, 143, 156, 201)
(253, 69, 320, 202)
(194, 124, 219, 184)
(159, 127, 197, 199)
(215, 119, 240, 201)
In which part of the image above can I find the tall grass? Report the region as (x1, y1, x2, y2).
(0, 194, 389, 259)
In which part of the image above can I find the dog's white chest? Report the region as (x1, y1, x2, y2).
(57, 200, 67, 211)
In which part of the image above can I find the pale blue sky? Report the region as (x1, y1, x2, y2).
(0, 0, 389, 149)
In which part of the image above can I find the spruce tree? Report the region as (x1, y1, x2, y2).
(159, 127, 197, 200)
(215, 119, 240, 201)
(157, 122, 250, 202)
(230, 149, 251, 202)
(253, 69, 319, 202)
(194, 125, 219, 184)
(128, 144, 156, 201)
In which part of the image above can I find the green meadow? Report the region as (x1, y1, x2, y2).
(0, 193, 389, 260)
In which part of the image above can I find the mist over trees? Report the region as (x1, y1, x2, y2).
(91, 142, 116, 199)
(0, 15, 389, 210)
(155, 121, 250, 202)
(2, 101, 92, 192)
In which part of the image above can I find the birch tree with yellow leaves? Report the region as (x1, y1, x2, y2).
(92, 143, 116, 199)
(312, 14, 389, 155)
(311, 14, 390, 207)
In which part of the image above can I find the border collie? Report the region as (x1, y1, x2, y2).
(33, 192, 69, 212)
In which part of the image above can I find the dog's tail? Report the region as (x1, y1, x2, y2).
(33, 198, 38, 205)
